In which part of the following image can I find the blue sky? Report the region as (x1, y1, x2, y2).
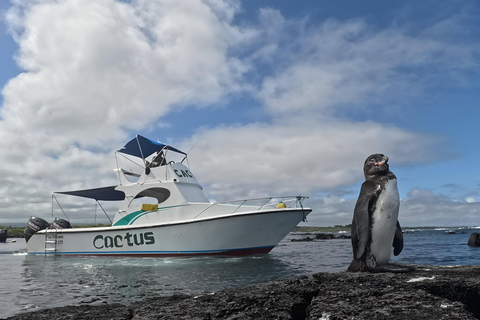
(0, 0, 479, 227)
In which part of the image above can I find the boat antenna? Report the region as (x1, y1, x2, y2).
(183, 141, 197, 164)
(186, 141, 197, 156)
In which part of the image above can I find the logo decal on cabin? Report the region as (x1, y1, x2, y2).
(93, 232, 155, 249)
(174, 169, 194, 178)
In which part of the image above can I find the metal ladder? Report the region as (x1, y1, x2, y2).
(44, 230, 57, 256)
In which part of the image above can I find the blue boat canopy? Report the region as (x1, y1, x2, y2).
(117, 135, 186, 159)
(55, 186, 125, 201)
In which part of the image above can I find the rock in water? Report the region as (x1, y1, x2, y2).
(468, 233, 480, 247)
(0, 229, 7, 242)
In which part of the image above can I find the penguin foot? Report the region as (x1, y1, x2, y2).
(347, 259, 370, 272)
(373, 263, 415, 273)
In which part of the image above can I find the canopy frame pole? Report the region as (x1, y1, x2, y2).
(51, 194, 54, 219)
(115, 151, 145, 169)
(114, 152, 122, 185)
(52, 194, 70, 221)
(136, 135, 147, 167)
(96, 200, 112, 224)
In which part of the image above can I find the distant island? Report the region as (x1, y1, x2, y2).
(293, 225, 352, 233)
(0, 223, 110, 238)
(2, 223, 475, 239)
(293, 225, 477, 234)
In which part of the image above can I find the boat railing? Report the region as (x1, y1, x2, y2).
(193, 195, 308, 220)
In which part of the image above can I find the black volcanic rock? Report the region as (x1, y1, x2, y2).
(468, 233, 480, 247)
(0, 229, 7, 242)
(4, 265, 480, 320)
(291, 232, 351, 242)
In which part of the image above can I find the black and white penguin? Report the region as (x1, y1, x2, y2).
(347, 154, 410, 272)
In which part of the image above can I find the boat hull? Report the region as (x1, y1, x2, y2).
(26, 208, 311, 257)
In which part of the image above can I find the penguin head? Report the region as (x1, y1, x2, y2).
(363, 154, 389, 179)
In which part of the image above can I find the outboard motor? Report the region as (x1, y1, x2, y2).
(0, 229, 7, 242)
(24, 217, 50, 243)
(52, 217, 72, 229)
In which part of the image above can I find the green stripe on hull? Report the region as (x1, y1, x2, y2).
(113, 204, 189, 226)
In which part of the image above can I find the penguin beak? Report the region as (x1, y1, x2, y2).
(376, 156, 388, 166)
(375, 161, 384, 166)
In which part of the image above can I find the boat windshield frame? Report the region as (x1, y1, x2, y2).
(114, 135, 188, 174)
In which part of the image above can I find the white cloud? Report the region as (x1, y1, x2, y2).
(465, 197, 476, 203)
(0, 0, 478, 228)
(0, 0, 247, 223)
(399, 189, 480, 226)
(183, 119, 441, 202)
(301, 188, 480, 228)
(177, 8, 479, 227)
(2, 0, 245, 145)
(300, 196, 356, 227)
(256, 16, 480, 118)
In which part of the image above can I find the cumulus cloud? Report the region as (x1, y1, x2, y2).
(2, 0, 244, 144)
(0, 0, 478, 226)
(180, 9, 476, 202)
(400, 188, 480, 226)
(183, 119, 442, 202)
(300, 196, 357, 227)
(321, 179, 480, 228)
(1, 0, 246, 223)
(256, 14, 479, 118)
(302, 188, 480, 228)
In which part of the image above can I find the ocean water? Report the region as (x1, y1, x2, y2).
(0, 227, 478, 319)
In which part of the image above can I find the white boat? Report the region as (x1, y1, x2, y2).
(24, 135, 312, 257)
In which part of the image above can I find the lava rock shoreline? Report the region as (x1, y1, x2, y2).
(4, 265, 480, 320)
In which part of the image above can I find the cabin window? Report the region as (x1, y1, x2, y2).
(136, 188, 170, 202)
(129, 188, 170, 209)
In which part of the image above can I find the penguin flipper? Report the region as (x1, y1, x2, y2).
(393, 221, 403, 256)
(352, 182, 374, 259)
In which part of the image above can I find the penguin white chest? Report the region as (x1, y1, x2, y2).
(370, 178, 400, 265)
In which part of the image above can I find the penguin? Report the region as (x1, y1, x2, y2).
(347, 154, 411, 272)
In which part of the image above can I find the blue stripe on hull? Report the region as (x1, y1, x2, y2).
(27, 245, 275, 257)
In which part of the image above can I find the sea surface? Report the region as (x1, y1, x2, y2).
(0, 227, 479, 319)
